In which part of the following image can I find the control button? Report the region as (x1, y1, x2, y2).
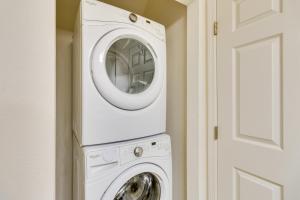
(134, 147, 143, 157)
(129, 13, 138, 23)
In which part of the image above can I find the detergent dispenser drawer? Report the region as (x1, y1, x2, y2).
(86, 148, 119, 178)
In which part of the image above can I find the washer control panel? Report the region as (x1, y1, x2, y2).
(120, 138, 171, 165)
(85, 135, 171, 178)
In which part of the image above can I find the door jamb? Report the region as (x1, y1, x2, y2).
(186, 0, 218, 199)
(207, 0, 218, 199)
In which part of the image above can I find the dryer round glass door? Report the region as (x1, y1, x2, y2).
(114, 172, 160, 200)
(91, 28, 164, 110)
(106, 39, 155, 94)
(101, 164, 170, 200)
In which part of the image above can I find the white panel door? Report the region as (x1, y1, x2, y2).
(217, 0, 300, 199)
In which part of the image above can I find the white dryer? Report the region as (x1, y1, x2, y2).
(73, 0, 166, 146)
(73, 134, 172, 200)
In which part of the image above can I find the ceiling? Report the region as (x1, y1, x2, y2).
(56, 0, 186, 31)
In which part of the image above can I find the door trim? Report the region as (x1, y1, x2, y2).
(186, 0, 217, 199)
(207, 0, 218, 199)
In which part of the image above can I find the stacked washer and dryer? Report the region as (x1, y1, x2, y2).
(72, 0, 172, 200)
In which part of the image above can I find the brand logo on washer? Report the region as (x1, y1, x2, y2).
(89, 154, 101, 159)
(129, 13, 138, 23)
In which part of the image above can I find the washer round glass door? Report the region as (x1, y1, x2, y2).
(91, 28, 164, 110)
(101, 164, 169, 200)
(114, 172, 160, 200)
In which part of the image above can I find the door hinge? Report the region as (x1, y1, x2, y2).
(214, 126, 219, 140)
(213, 22, 218, 36)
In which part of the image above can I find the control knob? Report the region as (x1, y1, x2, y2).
(134, 147, 143, 157)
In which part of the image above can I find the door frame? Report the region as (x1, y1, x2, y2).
(182, 0, 218, 199)
(206, 0, 218, 199)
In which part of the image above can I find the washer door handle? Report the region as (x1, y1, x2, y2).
(134, 147, 144, 157)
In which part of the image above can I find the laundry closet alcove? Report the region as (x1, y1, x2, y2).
(56, 1, 187, 200)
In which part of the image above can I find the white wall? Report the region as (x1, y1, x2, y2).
(0, 1, 56, 200)
(166, 15, 187, 200)
(56, 29, 73, 200)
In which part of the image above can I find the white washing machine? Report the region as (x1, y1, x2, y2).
(73, 134, 172, 200)
(73, 0, 166, 146)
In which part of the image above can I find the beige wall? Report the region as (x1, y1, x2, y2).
(144, 2, 187, 199)
(166, 14, 187, 200)
(0, 1, 56, 200)
(56, 29, 73, 200)
(187, 0, 208, 199)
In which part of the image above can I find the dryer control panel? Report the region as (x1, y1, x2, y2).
(82, 0, 166, 41)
